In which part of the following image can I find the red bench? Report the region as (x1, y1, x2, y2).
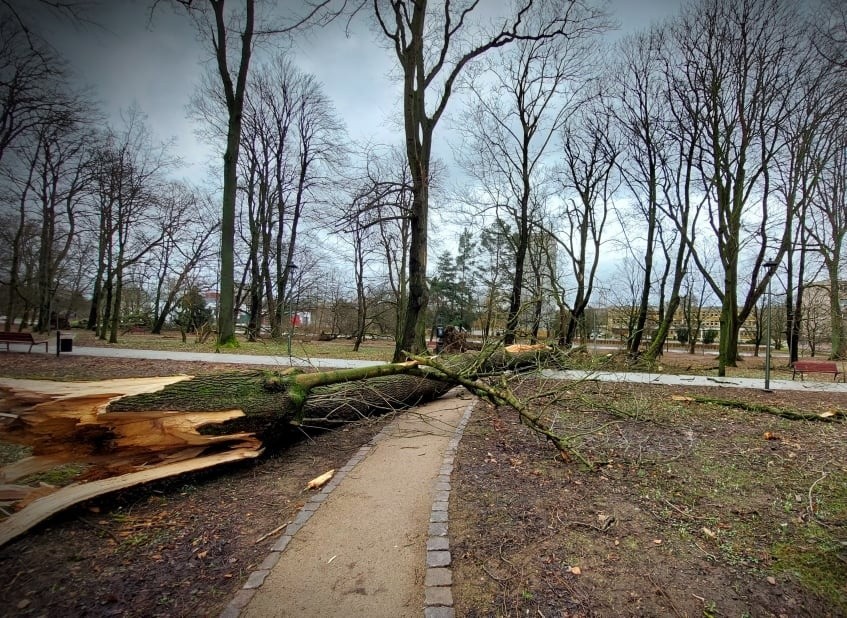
(791, 360, 842, 382)
(0, 332, 49, 352)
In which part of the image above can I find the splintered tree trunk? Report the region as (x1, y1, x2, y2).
(106, 366, 454, 440)
(0, 346, 558, 546)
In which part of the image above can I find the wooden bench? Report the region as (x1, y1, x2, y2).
(791, 360, 842, 382)
(0, 332, 49, 352)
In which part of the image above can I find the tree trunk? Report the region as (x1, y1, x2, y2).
(214, 0, 254, 347)
(394, 171, 429, 361)
(829, 262, 846, 360)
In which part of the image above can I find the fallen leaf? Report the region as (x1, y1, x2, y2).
(306, 469, 335, 490)
(701, 527, 716, 538)
(569, 566, 581, 575)
(196, 550, 208, 560)
(17, 600, 30, 610)
(653, 539, 663, 545)
(819, 411, 835, 418)
(767, 576, 776, 585)
(763, 432, 781, 441)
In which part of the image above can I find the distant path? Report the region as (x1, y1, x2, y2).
(49, 345, 384, 369)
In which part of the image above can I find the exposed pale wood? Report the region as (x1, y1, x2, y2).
(306, 469, 335, 489)
(0, 448, 262, 548)
(0, 375, 191, 408)
(0, 484, 52, 501)
(0, 456, 76, 483)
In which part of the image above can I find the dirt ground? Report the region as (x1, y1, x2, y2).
(1, 352, 846, 617)
(450, 375, 847, 617)
(0, 354, 394, 617)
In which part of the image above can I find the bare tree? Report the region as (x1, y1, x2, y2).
(612, 26, 693, 360)
(554, 94, 619, 346)
(341, 144, 414, 344)
(165, 0, 357, 346)
(455, 12, 590, 345)
(668, 0, 808, 376)
(373, 0, 608, 360)
(87, 108, 175, 342)
(149, 185, 220, 334)
(0, 19, 62, 167)
(807, 133, 847, 358)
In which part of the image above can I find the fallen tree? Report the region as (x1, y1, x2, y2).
(0, 345, 566, 546)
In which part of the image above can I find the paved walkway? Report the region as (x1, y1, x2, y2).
(224, 392, 474, 618)
(48, 344, 384, 369)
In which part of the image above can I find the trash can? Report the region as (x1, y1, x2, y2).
(59, 333, 73, 352)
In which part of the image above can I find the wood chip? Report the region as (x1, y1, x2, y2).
(306, 469, 335, 490)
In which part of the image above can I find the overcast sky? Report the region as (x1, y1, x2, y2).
(42, 0, 683, 186)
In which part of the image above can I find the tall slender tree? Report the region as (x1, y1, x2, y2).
(373, 0, 608, 361)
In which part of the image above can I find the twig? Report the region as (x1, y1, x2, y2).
(692, 541, 717, 561)
(663, 498, 709, 521)
(647, 573, 684, 618)
(555, 510, 615, 533)
(808, 471, 827, 523)
(413, 354, 597, 469)
(480, 562, 512, 583)
(689, 394, 843, 422)
(76, 515, 121, 544)
(255, 522, 288, 544)
(805, 470, 846, 527)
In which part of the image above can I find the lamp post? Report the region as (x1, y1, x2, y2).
(286, 263, 298, 357)
(764, 259, 779, 391)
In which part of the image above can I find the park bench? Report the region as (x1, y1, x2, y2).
(0, 331, 49, 352)
(791, 360, 842, 382)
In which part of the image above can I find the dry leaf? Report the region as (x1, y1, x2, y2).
(306, 469, 335, 490)
(701, 527, 716, 538)
(569, 566, 582, 575)
(671, 395, 694, 402)
(763, 432, 781, 441)
(653, 539, 663, 545)
(196, 550, 208, 560)
(819, 411, 836, 418)
(766, 576, 776, 585)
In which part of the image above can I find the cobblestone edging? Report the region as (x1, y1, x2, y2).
(218, 420, 396, 618)
(423, 399, 476, 618)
